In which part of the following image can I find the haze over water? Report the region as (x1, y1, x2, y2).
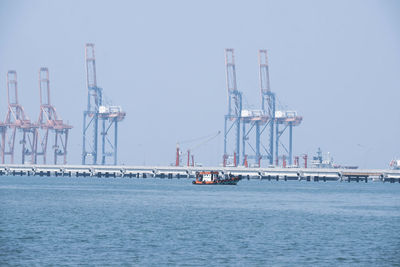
(1, 176, 399, 266)
(0, 0, 399, 168)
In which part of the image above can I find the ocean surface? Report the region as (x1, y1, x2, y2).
(0, 176, 399, 266)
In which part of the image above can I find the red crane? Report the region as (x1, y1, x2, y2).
(35, 67, 72, 164)
(1, 71, 37, 164)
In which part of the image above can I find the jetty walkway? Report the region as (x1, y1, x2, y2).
(1, 164, 400, 183)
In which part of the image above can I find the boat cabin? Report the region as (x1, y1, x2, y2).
(193, 171, 240, 185)
(195, 171, 220, 182)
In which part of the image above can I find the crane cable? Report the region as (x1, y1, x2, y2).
(179, 130, 221, 145)
(190, 130, 221, 151)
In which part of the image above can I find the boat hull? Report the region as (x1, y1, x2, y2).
(192, 178, 240, 185)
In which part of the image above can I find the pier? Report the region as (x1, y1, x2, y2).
(1, 164, 400, 183)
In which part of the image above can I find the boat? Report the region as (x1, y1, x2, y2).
(192, 171, 241, 185)
(311, 147, 358, 169)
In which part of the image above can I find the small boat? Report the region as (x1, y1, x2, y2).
(192, 171, 241, 185)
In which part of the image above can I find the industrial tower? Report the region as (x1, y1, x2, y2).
(82, 43, 126, 165)
(223, 49, 242, 167)
(1, 71, 37, 164)
(36, 67, 72, 164)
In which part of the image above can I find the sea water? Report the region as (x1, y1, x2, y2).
(0, 176, 399, 266)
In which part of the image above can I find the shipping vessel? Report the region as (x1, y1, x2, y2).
(311, 148, 358, 169)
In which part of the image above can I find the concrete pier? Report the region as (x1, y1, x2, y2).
(1, 164, 400, 183)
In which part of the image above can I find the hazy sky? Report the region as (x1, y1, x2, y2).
(0, 0, 399, 168)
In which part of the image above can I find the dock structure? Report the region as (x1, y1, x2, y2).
(1, 164, 400, 183)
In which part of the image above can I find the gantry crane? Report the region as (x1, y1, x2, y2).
(258, 49, 275, 165)
(82, 43, 126, 165)
(36, 67, 72, 164)
(223, 49, 242, 167)
(1, 71, 37, 164)
(239, 50, 275, 167)
(82, 43, 101, 165)
(222, 49, 302, 167)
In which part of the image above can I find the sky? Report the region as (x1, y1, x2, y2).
(0, 0, 399, 168)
